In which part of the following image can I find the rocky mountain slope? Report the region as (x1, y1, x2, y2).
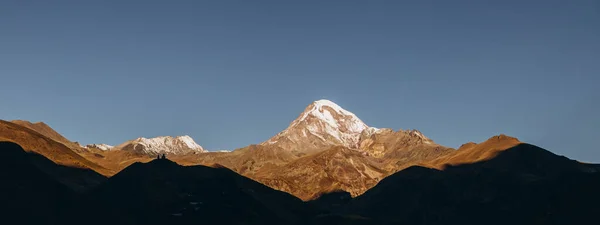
(358, 128, 454, 172)
(172, 144, 297, 176)
(11, 120, 86, 151)
(428, 134, 522, 168)
(0, 120, 111, 176)
(255, 146, 387, 200)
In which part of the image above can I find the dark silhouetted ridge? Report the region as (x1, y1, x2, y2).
(446, 143, 589, 176)
(0, 120, 111, 175)
(309, 190, 352, 213)
(0, 141, 75, 224)
(346, 143, 600, 225)
(72, 158, 313, 225)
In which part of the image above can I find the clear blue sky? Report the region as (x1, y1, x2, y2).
(1, 1, 598, 161)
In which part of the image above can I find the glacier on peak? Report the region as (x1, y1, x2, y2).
(293, 99, 368, 132)
(263, 99, 371, 150)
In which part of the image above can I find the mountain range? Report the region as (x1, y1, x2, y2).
(1, 99, 599, 224)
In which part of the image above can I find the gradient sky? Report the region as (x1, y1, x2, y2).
(1, 1, 598, 161)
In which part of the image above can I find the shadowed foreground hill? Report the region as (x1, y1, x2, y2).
(69, 158, 313, 225)
(345, 143, 600, 225)
(1, 140, 312, 225)
(0, 120, 107, 192)
(0, 142, 75, 224)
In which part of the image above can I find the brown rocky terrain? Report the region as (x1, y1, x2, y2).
(254, 146, 386, 200)
(358, 128, 454, 172)
(172, 144, 298, 176)
(0, 120, 111, 175)
(427, 134, 522, 169)
(11, 120, 86, 152)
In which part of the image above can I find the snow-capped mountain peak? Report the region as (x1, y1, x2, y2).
(291, 99, 368, 133)
(262, 99, 370, 154)
(116, 135, 206, 155)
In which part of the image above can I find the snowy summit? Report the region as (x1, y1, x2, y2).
(294, 99, 368, 134)
(263, 99, 371, 153)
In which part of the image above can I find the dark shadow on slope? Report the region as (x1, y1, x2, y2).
(67, 158, 315, 225)
(306, 190, 388, 225)
(0, 141, 75, 225)
(345, 143, 600, 225)
(309, 214, 385, 225)
(27, 152, 107, 192)
(308, 190, 352, 213)
(442, 143, 592, 175)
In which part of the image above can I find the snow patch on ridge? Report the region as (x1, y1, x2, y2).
(86, 144, 114, 151)
(212, 150, 231, 153)
(117, 135, 206, 155)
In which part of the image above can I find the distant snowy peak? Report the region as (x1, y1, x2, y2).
(263, 99, 370, 152)
(86, 144, 114, 151)
(116, 135, 206, 155)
